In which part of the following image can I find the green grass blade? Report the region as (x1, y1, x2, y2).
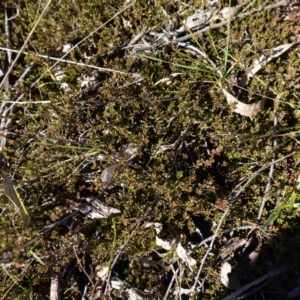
(29, 249, 45, 265)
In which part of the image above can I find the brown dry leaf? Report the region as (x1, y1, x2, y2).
(110, 276, 154, 299)
(222, 88, 266, 118)
(228, 43, 296, 100)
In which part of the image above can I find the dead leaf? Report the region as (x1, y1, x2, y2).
(173, 287, 198, 297)
(230, 43, 295, 97)
(220, 251, 260, 290)
(144, 222, 163, 234)
(220, 262, 234, 289)
(154, 73, 182, 85)
(111, 276, 154, 299)
(220, 6, 241, 20)
(122, 143, 139, 159)
(220, 261, 242, 290)
(248, 43, 294, 78)
(177, 8, 217, 33)
(176, 242, 197, 267)
(222, 88, 266, 118)
(100, 163, 119, 184)
(79, 198, 121, 219)
(144, 222, 174, 250)
(156, 236, 172, 250)
(123, 287, 153, 299)
(97, 266, 109, 281)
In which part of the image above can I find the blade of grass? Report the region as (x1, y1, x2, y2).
(142, 55, 211, 73)
(2, 266, 25, 290)
(289, 174, 300, 209)
(29, 249, 44, 265)
(2, 174, 30, 228)
(262, 174, 300, 228)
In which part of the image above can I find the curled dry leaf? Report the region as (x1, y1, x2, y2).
(222, 88, 266, 118)
(122, 143, 139, 159)
(123, 287, 153, 300)
(220, 262, 233, 289)
(144, 222, 173, 250)
(144, 222, 163, 234)
(223, 43, 295, 117)
(247, 43, 294, 78)
(176, 242, 197, 267)
(111, 276, 154, 299)
(177, 8, 217, 32)
(79, 197, 121, 219)
(156, 236, 172, 250)
(220, 251, 260, 290)
(220, 0, 252, 20)
(111, 276, 124, 290)
(221, 238, 248, 261)
(154, 73, 183, 85)
(96, 266, 109, 281)
(173, 287, 200, 297)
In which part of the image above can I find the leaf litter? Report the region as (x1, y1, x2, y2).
(222, 43, 297, 118)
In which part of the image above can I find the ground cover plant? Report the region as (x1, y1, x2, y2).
(0, 0, 300, 299)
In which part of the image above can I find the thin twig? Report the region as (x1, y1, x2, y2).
(163, 267, 179, 300)
(0, 47, 131, 75)
(221, 266, 287, 300)
(72, 246, 95, 288)
(0, 7, 15, 149)
(6, 8, 19, 21)
(29, 0, 136, 89)
(0, 0, 53, 91)
(103, 222, 141, 296)
(258, 95, 279, 220)
(12, 160, 131, 251)
(175, 0, 291, 42)
(258, 161, 275, 220)
(191, 151, 297, 293)
(171, 264, 181, 300)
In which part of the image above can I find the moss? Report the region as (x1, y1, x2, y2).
(0, 0, 300, 298)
